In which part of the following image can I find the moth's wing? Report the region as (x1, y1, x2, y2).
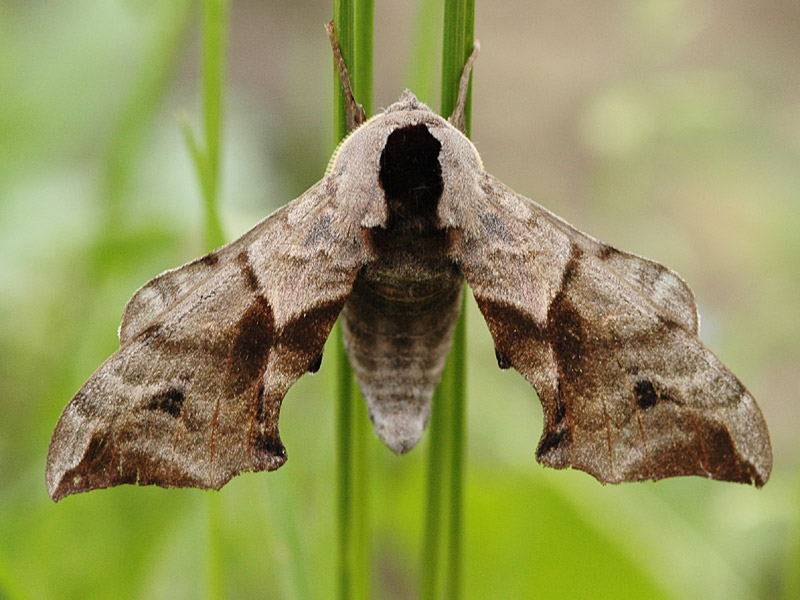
(448, 173, 771, 486)
(47, 178, 369, 501)
(519, 193, 700, 334)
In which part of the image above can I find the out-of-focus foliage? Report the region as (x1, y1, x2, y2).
(0, 1, 797, 598)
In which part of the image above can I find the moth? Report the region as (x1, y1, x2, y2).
(46, 24, 772, 501)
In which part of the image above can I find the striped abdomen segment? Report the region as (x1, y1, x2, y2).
(341, 238, 462, 454)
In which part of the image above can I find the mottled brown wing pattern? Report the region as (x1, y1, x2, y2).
(46, 178, 369, 500)
(449, 173, 772, 486)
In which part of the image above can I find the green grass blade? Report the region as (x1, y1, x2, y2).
(186, 0, 228, 252)
(406, 0, 444, 104)
(332, 3, 355, 597)
(332, 2, 374, 599)
(332, 1, 354, 145)
(421, 2, 474, 598)
(354, 1, 374, 117)
(446, 294, 468, 599)
(352, 4, 373, 592)
(198, 0, 228, 250)
(421, 363, 450, 599)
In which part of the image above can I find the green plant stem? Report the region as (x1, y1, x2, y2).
(332, 3, 355, 599)
(407, 0, 443, 103)
(352, 4, 373, 593)
(199, 0, 227, 249)
(333, 3, 374, 600)
(182, 0, 228, 251)
(421, 2, 474, 599)
(200, 5, 229, 599)
(421, 360, 449, 599)
(446, 297, 467, 598)
(354, 2, 374, 116)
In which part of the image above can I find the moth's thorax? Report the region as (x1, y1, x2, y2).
(328, 94, 483, 233)
(359, 228, 462, 301)
(357, 103, 462, 301)
(379, 123, 443, 229)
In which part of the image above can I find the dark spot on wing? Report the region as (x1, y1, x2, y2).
(634, 379, 681, 410)
(634, 380, 658, 409)
(308, 353, 323, 373)
(229, 296, 275, 396)
(199, 252, 219, 266)
(147, 387, 185, 418)
(236, 250, 260, 292)
(495, 348, 512, 370)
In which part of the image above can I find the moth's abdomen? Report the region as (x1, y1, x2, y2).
(341, 231, 462, 454)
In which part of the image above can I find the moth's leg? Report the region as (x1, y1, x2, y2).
(325, 20, 367, 133)
(448, 42, 480, 134)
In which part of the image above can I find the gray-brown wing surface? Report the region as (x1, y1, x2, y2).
(448, 173, 771, 486)
(47, 177, 370, 500)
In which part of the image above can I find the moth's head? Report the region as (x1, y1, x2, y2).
(327, 94, 484, 230)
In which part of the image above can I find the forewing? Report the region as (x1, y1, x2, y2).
(449, 173, 771, 486)
(47, 178, 369, 500)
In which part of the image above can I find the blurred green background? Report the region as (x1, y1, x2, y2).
(1, 1, 798, 598)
